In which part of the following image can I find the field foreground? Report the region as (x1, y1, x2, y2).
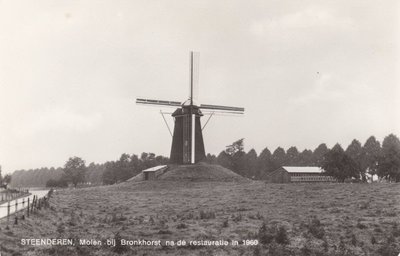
(0, 181, 399, 256)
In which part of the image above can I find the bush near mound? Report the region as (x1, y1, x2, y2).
(159, 162, 247, 182)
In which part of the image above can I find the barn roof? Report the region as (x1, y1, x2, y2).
(142, 165, 168, 172)
(281, 166, 324, 173)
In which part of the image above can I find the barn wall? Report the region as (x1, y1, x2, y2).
(144, 172, 156, 180)
(268, 168, 291, 183)
(290, 173, 336, 182)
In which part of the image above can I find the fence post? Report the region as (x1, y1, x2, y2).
(21, 198, 25, 220)
(31, 195, 35, 213)
(34, 196, 37, 212)
(27, 197, 30, 217)
(7, 200, 10, 225)
(15, 198, 18, 224)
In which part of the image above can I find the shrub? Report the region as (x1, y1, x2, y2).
(158, 229, 173, 234)
(357, 220, 367, 229)
(300, 244, 312, 256)
(371, 236, 376, 245)
(177, 223, 188, 229)
(275, 226, 289, 245)
(392, 222, 400, 237)
(307, 216, 325, 239)
(359, 201, 370, 210)
(322, 238, 329, 252)
(222, 219, 229, 228)
(377, 236, 397, 256)
(113, 232, 127, 254)
(253, 246, 261, 256)
(258, 223, 289, 245)
(57, 223, 65, 233)
(258, 223, 275, 245)
(351, 233, 357, 246)
(46, 178, 68, 188)
(199, 210, 216, 219)
(186, 212, 194, 220)
(233, 214, 242, 222)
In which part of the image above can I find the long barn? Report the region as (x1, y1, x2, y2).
(265, 166, 336, 183)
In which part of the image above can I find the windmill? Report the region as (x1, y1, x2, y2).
(136, 52, 244, 164)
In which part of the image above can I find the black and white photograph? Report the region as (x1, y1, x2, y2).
(0, 1, 399, 255)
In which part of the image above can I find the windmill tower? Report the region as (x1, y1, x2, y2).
(136, 52, 244, 164)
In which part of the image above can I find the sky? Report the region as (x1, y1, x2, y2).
(0, 0, 399, 174)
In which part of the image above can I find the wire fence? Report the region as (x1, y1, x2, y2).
(0, 189, 30, 203)
(0, 189, 53, 229)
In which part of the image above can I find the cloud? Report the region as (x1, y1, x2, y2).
(19, 106, 103, 136)
(250, 6, 354, 36)
(292, 73, 344, 105)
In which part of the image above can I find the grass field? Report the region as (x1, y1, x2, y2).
(0, 180, 399, 256)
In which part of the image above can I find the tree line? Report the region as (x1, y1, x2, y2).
(0, 165, 12, 188)
(46, 152, 168, 187)
(8, 133, 400, 187)
(205, 134, 400, 182)
(10, 152, 168, 188)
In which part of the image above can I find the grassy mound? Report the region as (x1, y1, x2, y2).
(159, 162, 247, 182)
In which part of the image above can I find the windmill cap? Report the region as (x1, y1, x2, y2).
(182, 99, 199, 106)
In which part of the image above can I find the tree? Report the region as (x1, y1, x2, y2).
(298, 149, 313, 166)
(102, 161, 118, 185)
(0, 166, 12, 189)
(217, 151, 232, 169)
(321, 144, 359, 182)
(258, 147, 272, 168)
(116, 153, 133, 182)
(101, 152, 169, 185)
(64, 157, 86, 187)
(362, 136, 381, 176)
(313, 143, 329, 166)
(46, 177, 68, 188)
(223, 138, 247, 175)
(225, 138, 244, 156)
(286, 146, 299, 165)
(3, 174, 11, 187)
(245, 149, 258, 178)
(0, 176, 11, 190)
(257, 147, 274, 178)
(345, 139, 364, 180)
(272, 147, 286, 168)
(377, 134, 400, 182)
(205, 153, 218, 164)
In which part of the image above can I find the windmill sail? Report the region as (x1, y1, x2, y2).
(136, 98, 181, 107)
(200, 104, 244, 113)
(190, 51, 200, 104)
(188, 51, 200, 163)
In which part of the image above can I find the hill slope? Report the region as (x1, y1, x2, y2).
(159, 163, 247, 182)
